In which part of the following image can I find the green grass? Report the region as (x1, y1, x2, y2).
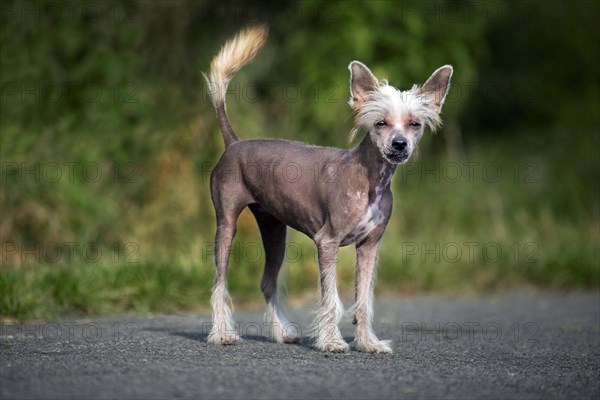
(1, 262, 213, 320)
(1, 228, 597, 321)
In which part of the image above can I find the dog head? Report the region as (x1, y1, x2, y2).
(349, 61, 453, 164)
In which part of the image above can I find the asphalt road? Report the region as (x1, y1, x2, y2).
(1, 291, 599, 400)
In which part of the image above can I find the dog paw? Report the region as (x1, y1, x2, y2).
(272, 331, 300, 344)
(207, 331, 240, 345)
(318, 340, 350, 353)
(271, 324, 301, 344)
(354, 339, 393, 354)
(282, 334, 300, 344)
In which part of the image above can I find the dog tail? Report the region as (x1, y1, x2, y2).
(204, 25, 269, 148)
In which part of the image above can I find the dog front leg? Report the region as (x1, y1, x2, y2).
(352, 240, 392, 354)
(313, 240, 348, 352)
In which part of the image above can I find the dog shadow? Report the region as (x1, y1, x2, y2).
(169, 330, 331, 350)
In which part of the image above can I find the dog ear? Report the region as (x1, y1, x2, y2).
(348, 61, 379, 110)
(418, 65, 453, 113)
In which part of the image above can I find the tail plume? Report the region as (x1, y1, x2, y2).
(204, 25, 268, 147)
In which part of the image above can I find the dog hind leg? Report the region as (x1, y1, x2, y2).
(249, 205, 299, 343)
(207, 202, 245, 345)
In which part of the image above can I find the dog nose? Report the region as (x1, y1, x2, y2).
(391, 138, 408, 152)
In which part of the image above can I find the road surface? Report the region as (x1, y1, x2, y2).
(1, 291, 599, 399)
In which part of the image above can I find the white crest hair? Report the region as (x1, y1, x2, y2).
(349, 83, 443, 142)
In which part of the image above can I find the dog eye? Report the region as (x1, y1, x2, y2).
(375, 120, 387, 127)
(409, 120, 421, 127)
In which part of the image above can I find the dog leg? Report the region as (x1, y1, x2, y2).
(207, 210, 242, 345)
(250, 205, 299, 344)
(352, 240, 392, 353)
(312, 240, 348, 352)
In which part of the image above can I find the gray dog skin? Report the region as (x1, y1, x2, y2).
(205, 26, 452, 353)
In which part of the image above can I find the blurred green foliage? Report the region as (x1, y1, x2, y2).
(1, 0, 598, 319)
